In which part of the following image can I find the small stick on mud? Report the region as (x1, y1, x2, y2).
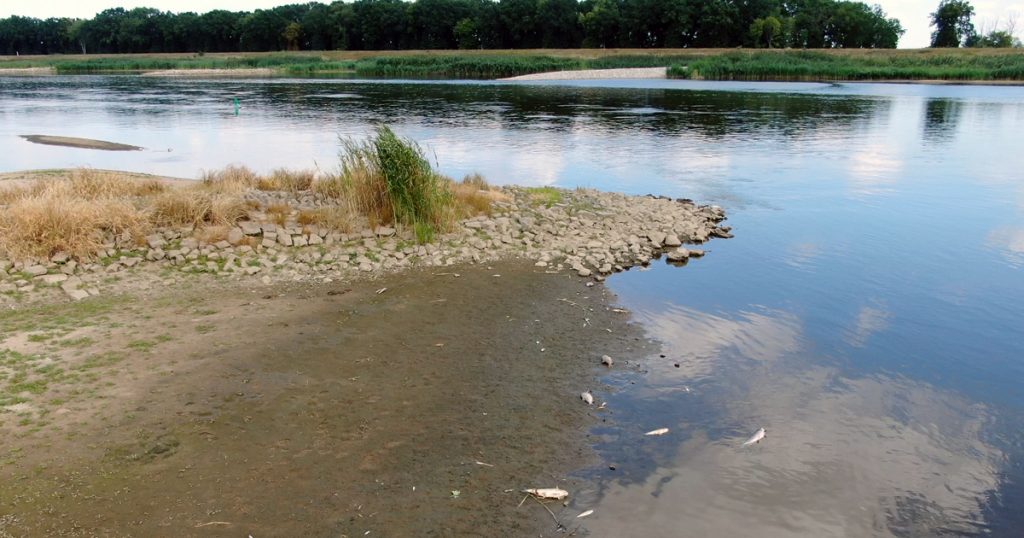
(195, 521, 232, 527)
(531, 495, 564, 530)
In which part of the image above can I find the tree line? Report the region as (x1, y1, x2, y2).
(0, 0, 910, 55)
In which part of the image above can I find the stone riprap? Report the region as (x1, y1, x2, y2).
(0, 187, 731, 302)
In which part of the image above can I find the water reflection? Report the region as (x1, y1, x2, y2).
(631, 303, 802, 380)
(584, 297, 1003, 536)
(923, 98, 964, 143)
(585, 368, 1000, 537)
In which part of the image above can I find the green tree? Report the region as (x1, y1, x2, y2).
(931, 0, 975, 47)
(282, 21, 304, 50)
(580, 0, 622, 48)
(750, 16, 782, 47)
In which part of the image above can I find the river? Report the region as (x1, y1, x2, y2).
(2, 75, 1023, 536)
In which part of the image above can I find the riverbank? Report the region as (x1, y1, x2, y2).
(3, 49, 1022, 82)
(0, 167, 726, 535)
(0, 260, 662, 536)
(0, 169, 729, 305)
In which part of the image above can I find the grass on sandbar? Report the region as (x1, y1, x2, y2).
(0, 128, 501, 260)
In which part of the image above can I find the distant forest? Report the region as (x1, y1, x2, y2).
(0, 0, 905, 55)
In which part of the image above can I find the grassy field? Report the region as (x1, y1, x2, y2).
(1, 48, 1023, 81)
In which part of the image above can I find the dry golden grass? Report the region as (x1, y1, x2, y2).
(259, 169, 315, 192)
(0, 162, 499, 260)
(200, 165, 257, 193)
(297, 204, 362, 232)
(196, 225, 230, 244)
(265, 203, 292, 226)
(0, 197, 148, 260)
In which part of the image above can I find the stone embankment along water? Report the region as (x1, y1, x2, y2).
(0, 187, 731, 302)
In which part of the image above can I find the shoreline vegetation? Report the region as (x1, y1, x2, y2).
(1, 49, 1023, 82)
(0, 126, 730, 304)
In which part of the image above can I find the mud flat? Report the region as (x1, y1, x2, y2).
(0, 175, 729, 535)
(19, 135, 143, 151)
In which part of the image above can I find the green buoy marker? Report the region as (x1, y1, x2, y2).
(233, 98, 240, 116)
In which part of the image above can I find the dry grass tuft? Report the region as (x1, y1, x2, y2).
(150, 190, 213, 227)
(196, 225, 230, 244)
(258, 169, 315, 192)
(0, 197, 147, 259)
(200, 165, 257, 193)
(266, 203, 292, 226)
(296, 204, 361, 232)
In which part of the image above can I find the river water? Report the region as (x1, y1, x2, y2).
(2, 75, 1024, 536)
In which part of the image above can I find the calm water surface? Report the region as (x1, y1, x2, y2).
(2, 76, 1023, 536)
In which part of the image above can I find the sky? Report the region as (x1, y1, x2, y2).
(0, 0, 1021, 49)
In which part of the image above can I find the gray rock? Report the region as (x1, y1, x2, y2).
(36, 274, 68, 285)
(51, 252, 70, 264)
(240, 221, 263, 236)
(25, 265, 48, 276)
(145, 234, 166, 249)
(663, 234, 682, 247)
(278, 234, 294, 247)
(375, 226, 396, 237)
(577, 268, 592, 278)
(228, 228, 245, 245)
(666, 248, 689, 262)
(647, 231, 667, 247)
(66, 288, 90, 301)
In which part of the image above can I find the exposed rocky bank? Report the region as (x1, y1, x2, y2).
(0, 186, 731, 305)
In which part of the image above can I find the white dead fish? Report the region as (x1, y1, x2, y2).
(645, 428, 669, 436)
(580, 391, 594, 405)
(601, 355, 614, 367)
(523, 488, 569, 500)
(742, 427, 767, 447)
(576, 509, 594, 519)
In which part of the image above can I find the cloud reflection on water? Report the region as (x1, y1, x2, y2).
(630, 304, 802, 380)
(585, 366, 1000, 537)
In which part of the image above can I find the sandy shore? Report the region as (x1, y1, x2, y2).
(140, 68, 278, 77)
(0, 67, 55, 76)
(502, 67, 668, 81)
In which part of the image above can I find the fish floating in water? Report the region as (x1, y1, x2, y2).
(645, 427, 669, 436)
(742, 427, 767, 447)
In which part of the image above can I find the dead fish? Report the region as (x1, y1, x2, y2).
(645, 428, 669, 436)
(580, 391, 594, 405)
(576, 509, 594, 519)
(523, 488, 569, 500)
(601, 355, 614, 367)
(742, 427, 767, 447)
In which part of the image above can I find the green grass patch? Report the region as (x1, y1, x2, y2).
(524, 186, 564, 208)
(0, 296, 122, 338)
(76, 351, 125, 370)
(671, 51, 1024, 81)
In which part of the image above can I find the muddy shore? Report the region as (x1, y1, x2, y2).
(0, 260, 658, 536)
(0, 170, 728, 535)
